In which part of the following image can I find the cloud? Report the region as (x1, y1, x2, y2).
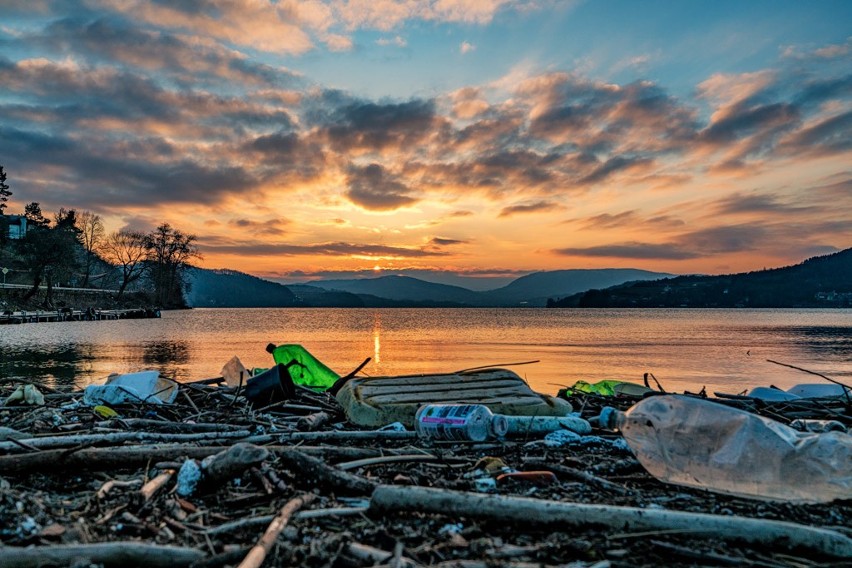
(449, 87, 491, 119)
(376, 35, 407, 47)
(331, 0, 521, 31)
(712, 193, 816, 215)
(95, 0, 315, 54)
(346, 163, 418, 211)
(554, 243, 700, 260)
(199, 240, 450, 258)
(498, 200, 561, 217)
(318, 98, 440, 152)
(227, 217, 289, 236)
(460, 41, 475, 54)
(579, 156, 653, 186)
(32, 16, 298, 87)
(554, 223, 771, 261)
(429, 237, 467, 246)
(777, 110, 852, 156)
(782, 37, 852, 60)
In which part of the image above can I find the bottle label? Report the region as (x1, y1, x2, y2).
(416, 404, 484, 441)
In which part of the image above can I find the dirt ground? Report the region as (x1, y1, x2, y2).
(0, 379, 849, 568)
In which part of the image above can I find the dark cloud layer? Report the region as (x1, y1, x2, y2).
(346, 163, 417, 210)
(199, 241, 449, 258)
(0, 8, 849, 268)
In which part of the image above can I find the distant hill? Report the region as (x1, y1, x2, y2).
(307, 275, 485, 306)
(481, 269, 673, 306)
(551, 249, 852, 308)
(187, 268, 298, 307)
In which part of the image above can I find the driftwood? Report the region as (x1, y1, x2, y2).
(0, 430, 252, 453)
(524, 459, 632, 495)
(344, 542, 417, 568)
(97, 478, 143, 499)
(0, 542, 205, 568)
(201, 443, 269, 487)
(94, 418, 248, 433)
(237, 493, 315, 568)
(203, 507, 368, 536)
(370, 485, 852, 559)
(245, 430, 418, 444)
(139, 469, 175, 502)
(297, 411, 330, 431)
(336, 454, 469, 471)
(0, 444, 391, 475)
(276, 449, 378, 495)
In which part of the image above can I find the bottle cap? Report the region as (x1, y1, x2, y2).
(598, 407, 620, 430)
(491, 415, 509, 437)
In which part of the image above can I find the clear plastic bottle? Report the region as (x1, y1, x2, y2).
(599, 395, 852, 503)
(415, 404, 509, 442)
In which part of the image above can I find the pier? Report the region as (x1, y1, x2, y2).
(0, 307, 160, 325)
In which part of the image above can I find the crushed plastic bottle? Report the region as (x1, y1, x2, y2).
(415, 404, 509, 442)
(599, 395, 852, 503)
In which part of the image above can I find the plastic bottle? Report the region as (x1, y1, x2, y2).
(599, 395, 852, 503)
(502, 415, 591, 436)
(415, 404, 509, 442)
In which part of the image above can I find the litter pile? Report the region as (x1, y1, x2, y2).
(1, 345, 850, 567)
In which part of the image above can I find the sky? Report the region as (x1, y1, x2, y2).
(1, 0, 850, 287)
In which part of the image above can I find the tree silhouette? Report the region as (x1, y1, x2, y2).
(18, 208, 81, 306)
(0, 165, 11, 214)
(100, 229, 147, 298)
(78, 211, 105, 287)
(144, 223, 200, 307)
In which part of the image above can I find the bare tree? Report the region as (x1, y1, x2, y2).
(77, 211, 105, 287)
(144, 223, 200, 307)
(100, 230, 147, 298)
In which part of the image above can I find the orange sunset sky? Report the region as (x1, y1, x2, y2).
(2, 1, 850, 287)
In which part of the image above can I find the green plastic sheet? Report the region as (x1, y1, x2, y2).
(269, 344, 340, 391)
(563, 379, 651, 397)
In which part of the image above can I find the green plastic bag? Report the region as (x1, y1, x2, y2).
(564, 379, 651, 397)
(268, 344, 340, 391)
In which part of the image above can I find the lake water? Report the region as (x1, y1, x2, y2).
(1, 308, 850, 396)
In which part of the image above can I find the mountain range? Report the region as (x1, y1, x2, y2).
(187, 268, 672, 308)
(551, 248, 852, 308)
(187, 249, 852, 309)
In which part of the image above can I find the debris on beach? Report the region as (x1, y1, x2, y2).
(0, 358, 850, 567)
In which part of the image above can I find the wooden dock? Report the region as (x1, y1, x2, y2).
(0, 307, 161, 325)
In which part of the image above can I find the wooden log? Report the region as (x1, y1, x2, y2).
(0, 542, 204, 568)
(336, 454, 469, 471)
(344, 542, 416, 568)
(0, 430, 252, 453)
(237, 493, 315, 568)
(276, 449, 378, 495)
(200, 443, 269, 488)
(297, 411, 330, 431)
(370, 485, 852, 559)
(242, 430, 417, 445)
(0, 444, 393, 475)
(94, 418, 249, 433)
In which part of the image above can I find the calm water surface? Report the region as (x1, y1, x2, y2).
(1, 308, 850, 395)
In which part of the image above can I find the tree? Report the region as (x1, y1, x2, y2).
(17, 208, 81, 306)
(100, 230, 147, 298)
(144, 223, 200, 307)
(0, 165, 10, 215)
(24, 202, 49, 228)
(77, 210, 105, 287)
